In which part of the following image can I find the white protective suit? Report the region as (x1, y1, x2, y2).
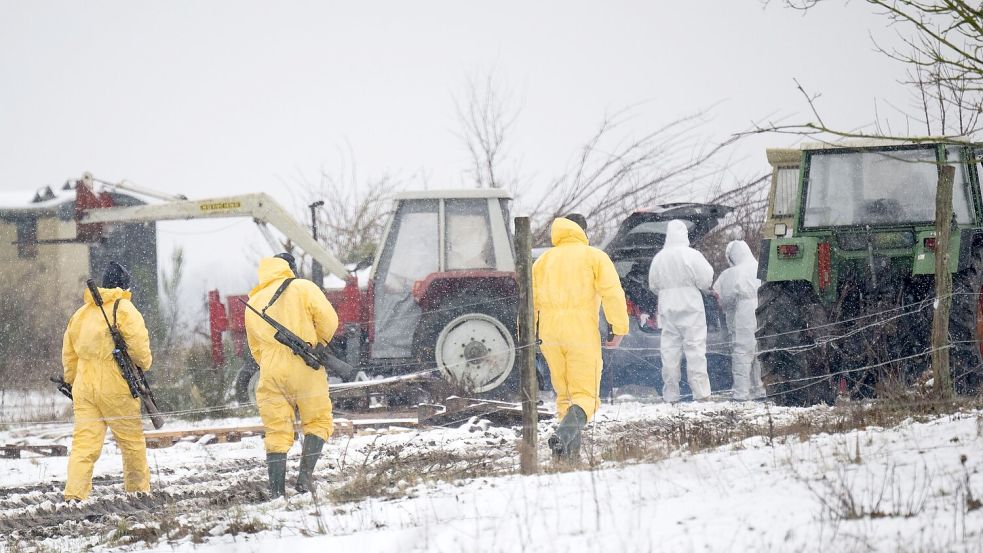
(648, 220, 714, 402)
(712, 240, 766, 400)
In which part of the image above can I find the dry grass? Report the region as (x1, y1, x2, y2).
(581, 396, 983, 469)
(328, 442, 507, 504)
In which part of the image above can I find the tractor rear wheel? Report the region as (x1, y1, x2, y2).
(948, 245, 983, 394)
(756, 281, 835, 406)
(415, 294, 519, 400)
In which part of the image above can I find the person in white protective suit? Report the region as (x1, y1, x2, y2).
(712, 240, 767, 401)
(648, 220, 714, 402)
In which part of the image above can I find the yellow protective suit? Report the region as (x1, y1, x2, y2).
(245, 257, 340, 454)
(63, 287, 153, 500)
(533, 218, 629, 421)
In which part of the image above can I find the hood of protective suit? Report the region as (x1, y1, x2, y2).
(551, 217, 589, 246)
(83, 286, 131, 306)
(664, 220, 690, 248)
(252, 257, 297, 295)
(726, 240, 755, 266)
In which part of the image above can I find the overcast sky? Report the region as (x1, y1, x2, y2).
(0, 1, 916, 309)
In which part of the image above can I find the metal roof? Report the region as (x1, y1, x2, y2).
(0, 185, 77, 217)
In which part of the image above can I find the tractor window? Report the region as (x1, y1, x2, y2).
(803, 147, 972, 227)
(946, 146, 975, 224)
(445, 199, 495, 270)
(382, 201, 439, 288)
(372, 199, 439, 359)
(773, 167, 798, 217)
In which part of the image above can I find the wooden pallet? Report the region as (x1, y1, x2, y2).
(417, 396, 554, 427)
(142, 417, 421, 449)
(2, 444, 69, 459)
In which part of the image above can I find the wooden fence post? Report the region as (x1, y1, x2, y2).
(932, 164, 955, 400)
(515, 216, 538, 475)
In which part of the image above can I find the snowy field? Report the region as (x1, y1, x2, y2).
(1, 399, 982, 553)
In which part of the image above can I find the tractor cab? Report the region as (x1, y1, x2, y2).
(368, 190, 518, 395)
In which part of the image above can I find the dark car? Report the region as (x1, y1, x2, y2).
(600, 203, 734, 399)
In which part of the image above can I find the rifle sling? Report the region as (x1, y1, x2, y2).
(262, 278, 296, 315)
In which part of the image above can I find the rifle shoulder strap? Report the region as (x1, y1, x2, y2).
(262, 278, 296, 314)
(112, 299, 121, 328)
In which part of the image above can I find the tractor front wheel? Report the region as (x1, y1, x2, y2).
(756, 281, 835, 406)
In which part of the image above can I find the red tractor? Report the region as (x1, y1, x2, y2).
(204, 189, 521, 403)
(46, 175, 519, 405)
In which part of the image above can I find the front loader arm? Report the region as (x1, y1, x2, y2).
(79, 191, 351, 280)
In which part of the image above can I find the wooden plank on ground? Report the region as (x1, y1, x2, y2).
(330, 371, 437, 400)
(142, 417, 419, 449)
(418, 397, 552, 428)
(1, 444, 69, 459)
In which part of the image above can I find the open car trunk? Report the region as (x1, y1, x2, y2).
(604, 203, 732, 327)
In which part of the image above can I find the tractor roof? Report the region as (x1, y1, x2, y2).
(800, 136, 975, 150)
(393, 188, 513, 200)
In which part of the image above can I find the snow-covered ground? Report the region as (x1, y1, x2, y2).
(1, 400, 982, 552)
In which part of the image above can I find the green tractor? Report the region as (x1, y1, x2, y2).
(757, 140, 983, 406)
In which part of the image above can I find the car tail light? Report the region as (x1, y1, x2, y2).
(625, 299, 640, 317)
(924, 237, 937, 251)
(777, 244, 801, 258)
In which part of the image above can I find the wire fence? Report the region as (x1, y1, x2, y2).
(8, 287, 983, 429)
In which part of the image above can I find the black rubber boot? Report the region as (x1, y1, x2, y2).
(295, 434, 325, 494)
(551, 405, 587, 462)
(266, 453, 287, 499)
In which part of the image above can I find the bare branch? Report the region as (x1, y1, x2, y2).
(455, 70, 522, 190)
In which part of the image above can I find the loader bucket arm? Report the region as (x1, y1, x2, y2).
(78, 192, 351, 280)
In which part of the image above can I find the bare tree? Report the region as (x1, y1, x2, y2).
(758, 0, 983, 139)
(292, 150, 399, 268)
(699, 173, 771, 270)
(904, 53, 982, 136)
(529, 106, 741, 245)
(455, 70, 521, 190)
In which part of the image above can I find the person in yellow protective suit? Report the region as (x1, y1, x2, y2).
(245, 253, 339, 498)
(533, 217, 629, 461)
(63, 261, 153, 501)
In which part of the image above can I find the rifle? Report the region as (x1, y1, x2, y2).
(50, 376, 73, 400)
(86, 279, 165, 429)
(238, 298, 357, 381)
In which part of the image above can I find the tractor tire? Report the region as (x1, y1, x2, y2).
(234, 358, 260, 407)
(756, 281, 835, 406)
(948, 245, 983, 394)
(415, 293, 519, 401)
